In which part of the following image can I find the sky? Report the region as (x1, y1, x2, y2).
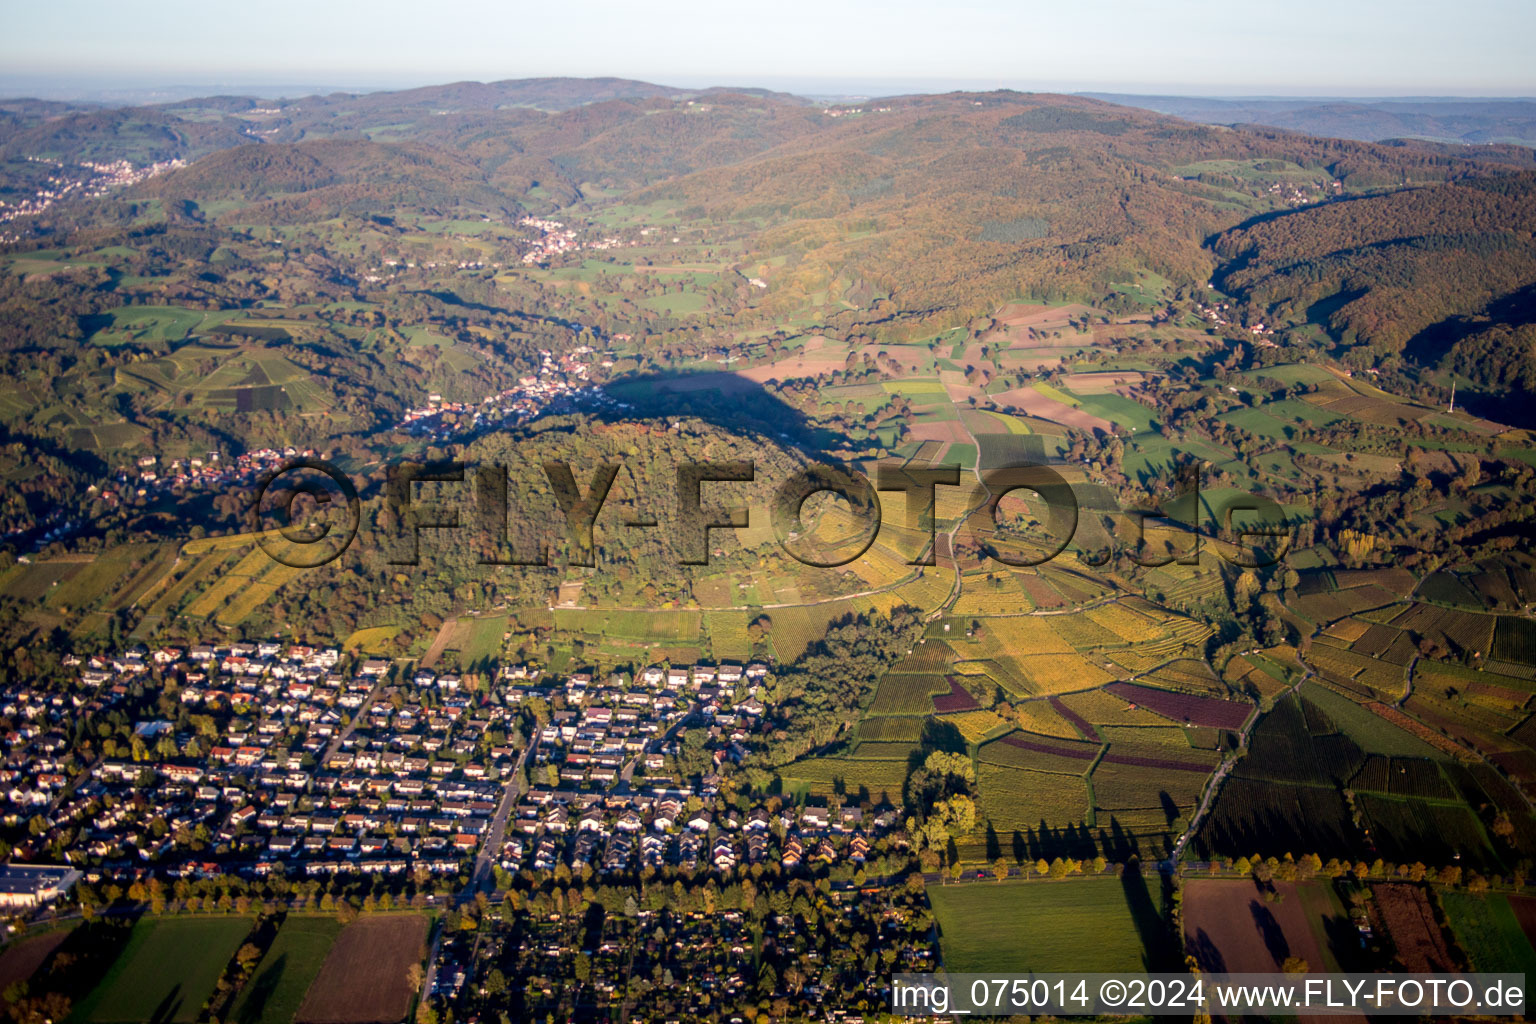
(2, 0, 1533, 100)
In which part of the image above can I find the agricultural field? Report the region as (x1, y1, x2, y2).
(229, 916, 345, 1024)
(938, 708, 1011, 744)
(0, 927, 72, 993)
(1298, 682, 1450, 758)
(931, 676, 981, 712)
(1103, 682, 1251, 730)
(1355, 795, 1494, 870)
(1236, 693, 1368, 787)
(853, 716, 926, 743)
(1438, 892, 1536, 976)
(1372, 884, 1460, 972)
(1056, 689, 1166, 730)
(1097, 726, 1222, 769)
(980, 732, 1099, 774)
(1183, 879, 1348, 973)
(705, 608, 751, 660)
(867, 673, 951, 716)
(929, 875, 1174, 973)
(73, 916, 254, 1024)
(433, 613, 508, 670)
(1195, 775, 1359, 861)
(550, 608, 702, 642)
(295, 915, 429, 1024)
(342, 625, 403, 654)
(1014, 697, 1090, 739)
(1089, 762, 1204, 830)
(976, 763, 1092, 833)
(1192, 670, 1536, 867)
(777, 756, 909, 802)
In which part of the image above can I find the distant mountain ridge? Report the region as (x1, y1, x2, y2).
(1087, 94, 1536, 148)
(4, 76, 1533, 384)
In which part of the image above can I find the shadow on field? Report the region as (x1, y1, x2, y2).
(598, 371, 843, 457)
(148, 983, 183, 1024)
(236, 953, 287, 1024)
(1249, 899, 1290, 966)
(1186, 928, 1228, 973)
(1122, 863, 1178, 970)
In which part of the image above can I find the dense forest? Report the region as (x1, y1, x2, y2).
(1212, 172, 1536, 386)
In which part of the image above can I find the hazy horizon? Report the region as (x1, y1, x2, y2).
(3, 0, 1533, 103)
(2, 72, 1534, 108)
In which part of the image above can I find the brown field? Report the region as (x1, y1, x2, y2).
(730, 337, 935, 383)
(1019, 573, 1067, 609)
(1509, 895, 1536, 949)
(1371, 884, 1458, 972)
(942, 381, 986, 405)
(418, 618, 457, 669)
(906, 420, 970, 443)
(1182, 879, 1331, 973)
(1060, 370, 1148, 393)
(0, 928, 69, 992)
(735, 357, 846, 381)
(999, 348, 1091, 370)
(993, 302, 1096, 331)
(295, 915, 430, 1024)
(991, 386, 1114, 432)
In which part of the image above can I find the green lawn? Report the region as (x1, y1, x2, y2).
(944, 443, 978, 470)
(86, 305, 205, 347)
(927, 874, 1173, 972)
(640, 290, 707, 315)
(461, 613, 509, 665)
(1072, 393, 1160, 433)
(1439, 892, 1536, 975)
(73, 916, 253, 1024)
(228, 916, 343, 1024)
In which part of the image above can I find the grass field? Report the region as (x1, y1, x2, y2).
(552, 608, 702, 642)
(229, 916, 344, 1024)
(1439, 892, 1536, 975)
(74, 916, 253, 1024)
(342, 625, 402, 654)
(928, 875, 1172, 972)
(455, 614, 507, 666)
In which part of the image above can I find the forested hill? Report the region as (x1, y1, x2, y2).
(74, 84, 1523, 345)
(0, 77, 809, 166)
(624, 92, 1529, 339)
(1211, 172, 1536, 389)
(5, 77, 1535, 401)
(130, 139, 519, 224)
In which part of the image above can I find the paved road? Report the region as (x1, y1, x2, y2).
(465, 734, 537, 897)
(619, 701, 696, 785)
(420, 916, 447, 1005)
(320, 672, 392, 766)
(1170, 756, 1235, 863)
